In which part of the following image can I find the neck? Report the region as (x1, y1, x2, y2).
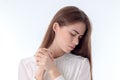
(48, 41, 65, 58)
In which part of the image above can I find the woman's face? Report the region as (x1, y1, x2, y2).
(54, 22, 86, 53)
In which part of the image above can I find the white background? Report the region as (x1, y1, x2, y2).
(0, 0, 120, 80)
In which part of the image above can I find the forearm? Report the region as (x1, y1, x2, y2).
(48, 66, 61, 80)
(35, 68, 45, 80)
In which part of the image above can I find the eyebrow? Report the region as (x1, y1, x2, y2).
(73, 29, 79, 34)
(72, 29, 84, 36)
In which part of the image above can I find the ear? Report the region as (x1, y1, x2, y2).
(53, 22, 60, 32)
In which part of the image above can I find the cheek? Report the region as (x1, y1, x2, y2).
(61, 32, 72, 42)
(56, 29, 72, 44)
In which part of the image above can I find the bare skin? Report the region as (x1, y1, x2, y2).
(34, 22, 86, 80)
(35, 48, 61, 80)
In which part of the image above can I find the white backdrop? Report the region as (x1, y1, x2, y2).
(0, 0, 120, 80)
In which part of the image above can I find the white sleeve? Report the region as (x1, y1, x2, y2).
(76, 58, 91, 80)
(54, 75, 65, 80)
(18, 59, 32, 80)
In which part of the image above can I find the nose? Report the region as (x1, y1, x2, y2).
(72, 36, 79, 45)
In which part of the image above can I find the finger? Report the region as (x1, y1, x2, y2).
(37, 50, 45, 55)
(36, 48, 45, 53)
(41, 48, 48, 51)
(36, 48, 47, 57)
(37, 49, 48, 57)
(36, 60, 46, 66)
(41, 48, 54, 60)
(45, 49, 54, 61)
(35, 58, 45, 67)
(36, 52, 45, 57)
(41, 48, 52, 56)
(35, 52, 49, 60)
(37, 48, 54, 62)
(35, 54, 46, 61)
(35, 56, 41, 62)
(38, 48, 47, 52)
(48, 52, 54, 61)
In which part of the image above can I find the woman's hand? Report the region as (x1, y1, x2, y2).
(35, 48, 61, 80)
(35, 48, 54, 71)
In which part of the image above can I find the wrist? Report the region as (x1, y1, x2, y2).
(48, 67, 61, 80)
(35, 67, 45, 80)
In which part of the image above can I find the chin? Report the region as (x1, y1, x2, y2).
(62, 47, 72, 53)
(64, 49, 71, 53)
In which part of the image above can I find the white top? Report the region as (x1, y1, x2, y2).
(18, 53, 91, 80)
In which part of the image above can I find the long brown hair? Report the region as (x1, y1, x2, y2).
(40, 6, 92, 80)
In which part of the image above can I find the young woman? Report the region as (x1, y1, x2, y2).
(18, 6, 92, 80)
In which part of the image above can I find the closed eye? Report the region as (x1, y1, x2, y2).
(70, 31, 77, 36)
(70, 29, 84, 40)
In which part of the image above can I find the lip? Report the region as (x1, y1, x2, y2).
(69, 46, 75, 50)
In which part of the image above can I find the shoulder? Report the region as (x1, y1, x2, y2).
(68, 53, 90, 67)
(68, 54, 91, 79)
(19, 56, 35, 67)
(18, 57, 36, 80)
(68, 53, 89, 63)
(59, 53, 90, 67)
(69, 53, 91, 74)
